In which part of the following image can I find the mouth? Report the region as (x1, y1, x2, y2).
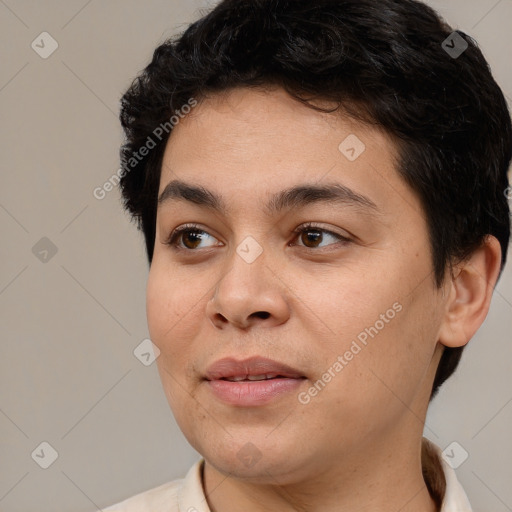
(220, 373, 292, 382)
(204, 356, 305, 381)
(204, 357, 306, 406)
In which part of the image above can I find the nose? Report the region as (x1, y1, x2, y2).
(205, 246, 290, 330)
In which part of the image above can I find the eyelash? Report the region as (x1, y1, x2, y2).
(164, 222, 351, 252)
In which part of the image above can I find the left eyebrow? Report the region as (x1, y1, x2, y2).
(265, 182, 380, 216)
(157, 179, 381, 216)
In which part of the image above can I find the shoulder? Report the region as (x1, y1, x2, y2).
(103, 478, 182, 511)
(422, 437, 473, 512)
(103, 459, 205, 512)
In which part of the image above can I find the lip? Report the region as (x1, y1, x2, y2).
(204, 356, 304, 380)
(204, 356, 306, 406)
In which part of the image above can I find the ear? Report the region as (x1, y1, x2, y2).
(438, 236, 502, 348)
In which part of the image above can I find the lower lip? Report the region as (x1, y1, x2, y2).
(206, 378, 305, 406)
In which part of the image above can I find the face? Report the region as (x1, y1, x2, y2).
(147, 87, 447, 484)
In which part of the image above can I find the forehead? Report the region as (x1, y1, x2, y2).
(158, 86, 417, 220)
(163, 86, 396, 165)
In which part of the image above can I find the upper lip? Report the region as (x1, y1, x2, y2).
(204, 356, 304, 380)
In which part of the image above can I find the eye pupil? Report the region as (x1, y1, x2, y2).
(301, 229, 322, 248)
(183, 231, 204, 249)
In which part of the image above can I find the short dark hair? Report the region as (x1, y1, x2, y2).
(118, 0, 512, 399)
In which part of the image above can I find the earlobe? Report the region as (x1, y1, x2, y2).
(438, 236, 502, 348)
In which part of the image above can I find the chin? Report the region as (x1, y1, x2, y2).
(199, 436, 311, 485)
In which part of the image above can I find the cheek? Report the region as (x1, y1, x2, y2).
(345, 281, 440, 411)
(146, 263, 204, 363)
(146, 263, 200, 342)
(301, 262, 401, 346)
(147, 265, 205, 426)
(312, 250, 439, 396)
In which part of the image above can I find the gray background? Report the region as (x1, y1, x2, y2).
(0, 1, 511, 511)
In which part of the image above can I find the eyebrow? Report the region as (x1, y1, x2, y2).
(157, 179, 380, 216)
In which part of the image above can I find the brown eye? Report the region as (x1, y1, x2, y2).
(293, 223, 351, 249)
(180, 230, 207, 249)
(165, 224, 219, 250)
(300, 228, 324, 248)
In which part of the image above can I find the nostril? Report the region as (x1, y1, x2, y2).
(253, 311, 270, 319)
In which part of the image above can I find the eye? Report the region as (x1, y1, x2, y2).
(164, 223, 220, 250)
(164, 222, 351, 252)
(291, 222, 351, 249)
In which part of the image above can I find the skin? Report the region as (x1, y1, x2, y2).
(146, 86, 502, 512)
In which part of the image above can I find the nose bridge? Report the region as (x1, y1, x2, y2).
(219, 234, 269, 304)
(207, 235, 290, 329)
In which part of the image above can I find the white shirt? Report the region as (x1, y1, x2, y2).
(104, 438, 472, 511)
